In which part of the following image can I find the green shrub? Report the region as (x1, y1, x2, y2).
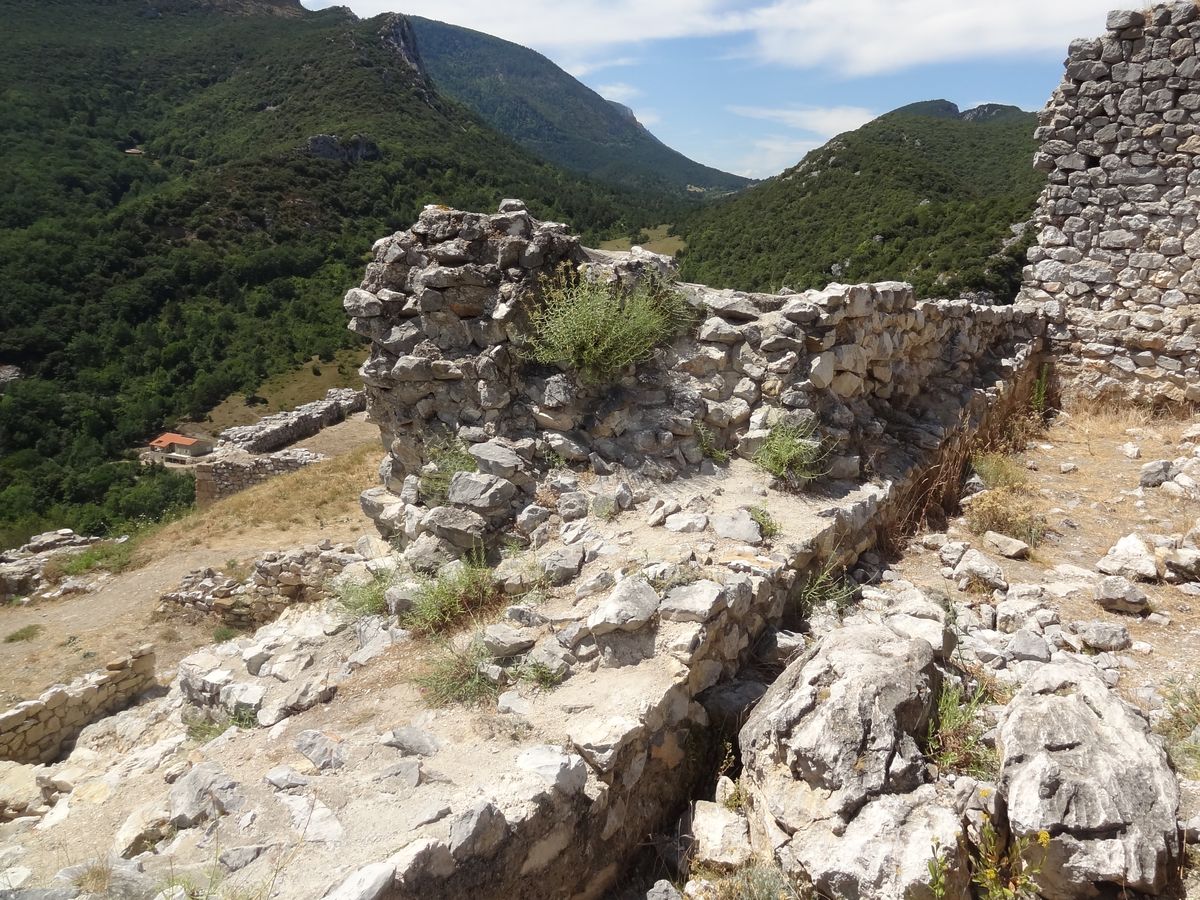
(4, 624, 42, 643)
(926, 680, 998, 778)
(525, 269, 696, 385)
(212, 625, 240, 643)
(747, 505, 780, 539)
(971, 452, 1026, 490)
(753, 420, 828, 482)
(796, 560, 856, 617)
(415, 641, 498, 707)
(403, 554, 501, 635)
(420, 438, 477, 505)
(336, 572, 392, 619)
(520, 661, 564, 690)
(41, 540, 135, 582)
(695, 420, 730, 464)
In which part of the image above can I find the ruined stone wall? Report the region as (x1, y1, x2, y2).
(349, 201, 1044, 563)
(0, 646, 155, 765)
(219, 388, 365, 453)
(193, 448, 326, 507)
(1019, 3, 1200, 404)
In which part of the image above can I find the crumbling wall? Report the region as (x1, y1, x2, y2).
(219, 388, 365, 453)
(1019, 3, 1200, 405)
(349, 201, 1043, 564)
(193, 448, 326, 507)
(0, 646, 156, 764)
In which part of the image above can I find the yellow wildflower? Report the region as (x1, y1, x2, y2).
(1037, 830, 1051, 847)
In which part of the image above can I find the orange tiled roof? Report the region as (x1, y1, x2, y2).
(150, 432, 201, 449)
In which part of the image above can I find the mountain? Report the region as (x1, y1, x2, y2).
(406, 16, 752, 196)
(677, 101, 1044, 299)
(0, 0, 683, 547)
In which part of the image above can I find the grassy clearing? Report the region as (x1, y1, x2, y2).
(403, 555, 502, 635)
(4, 624, 43, 643)
(753, 420, 828, 483)
(420, 438, 477, 506)
(137, 441, 379, 557)
(525, 267, 696, 385)
(965, 488, 1047, 547)
(415, 641, 498, 707)
(926, 680, 998, 778)
(1158, 680, 1200, 778)
(598, 224, 686, 257)
(747, 506, 780, 539)
(336, 571, 392, 620)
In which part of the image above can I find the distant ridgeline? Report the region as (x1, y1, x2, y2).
(0, 0, 699, 548)
(677, 101, 1045, 299)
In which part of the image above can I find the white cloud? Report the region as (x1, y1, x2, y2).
(311, 0, 1117, 76)
(597, 82, 643, 105)
(728, 104, 874, 136)
(636, 109, 663, 126)
(734, 136, 822, 178)
(563, 57, 639, 78)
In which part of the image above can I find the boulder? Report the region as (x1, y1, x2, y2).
(420, 507, 488, 550)
(984, 531, 1031, 560)
(295, 730, 346, 771)
(1093, 575, 1149, 615)
(997, 662, 1180, 898)
(1097, 534, 1158, 581)
(953, 549, 1008, 590)
(586, 577, 660, 636)
(1074, 620, 1131, 652)
(168, 763, 243, 828)
(687, 801, 752, 869)
(710, 510, 762, 545)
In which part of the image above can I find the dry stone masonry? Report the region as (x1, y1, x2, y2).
(0, 646, 155, 765)
(219, 388, 366, 453)
(1019, 2, 1200, 404)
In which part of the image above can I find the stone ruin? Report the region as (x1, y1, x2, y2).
(1019, 2, 1200, 404)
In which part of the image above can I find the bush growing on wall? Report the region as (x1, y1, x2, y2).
(525, 267, 696, 385)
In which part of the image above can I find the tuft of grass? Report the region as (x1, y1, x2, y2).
(72, 861, 114, 894)
(42, 540, 136, 581)
(1030, 363, 1051, 417)
(747, 506, 780, 539)
(689, 862, 806, 900)
(415, 641, 498, 707)
(185, 715, 228, 744)
(525, 266, 696, 385)
(402, 554, 501, 635)
(796, 559, 857, 617)
(420, 437, 477, 505)
(695, 420, 731, 465)
(753, 420, 828, 483)
(964, 487, 1047, 547)
(520, 660, 564, 690)
(1158, 680, 1200, 778)
(336, 571, 392, 619)
(926, 680, 998, 779)
(4, 624, 42, 643)
(970, 452, 1027, 490)
(212, 625, 241, 643)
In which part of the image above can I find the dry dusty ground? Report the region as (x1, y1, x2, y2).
(0, 420, 381, 704)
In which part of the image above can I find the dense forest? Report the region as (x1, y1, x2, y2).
(408, 16, 752, 196)
(676, 101, 1045, 298)
(0, 0, 687, 548)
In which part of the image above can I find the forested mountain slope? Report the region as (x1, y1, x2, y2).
(677, 102, 1044, 298)
(0, 0, 680, 546)
(408, 16, 752, 196)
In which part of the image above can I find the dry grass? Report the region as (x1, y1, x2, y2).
(136, 441, 379, 560)
(1056, 397, 1158, 457)
(964, 488, 1047, 547)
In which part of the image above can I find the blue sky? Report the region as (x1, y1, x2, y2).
(303, 0, 1119, 178)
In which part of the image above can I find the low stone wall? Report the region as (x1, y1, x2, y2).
(1019, 4, 1200, 405)
(0, 646, 156, 765)
(219, 388, 366, 453)
(158, 542, 364, 628)
(193, 448, 326, 507)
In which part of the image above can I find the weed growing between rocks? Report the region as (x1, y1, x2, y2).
(519, 660, 564, 690)
(525, 267, 696, 385)
(403, 553, 503, 635)
(72, 861, 114, 894)
(695, 420, 731, 465)
(4, 624, 42, 643)
(419, 437, 477, 505)
(1158, 680, 1200, 777)
(184, 714, 228, 744)
(964, 489, 1047, 547)
(795, 559, 857, 619)
(212, 624, 241, 643)
(415, 640, 498, 707)
(971, 452, 1027, 490)
(747, 506, 780, 539)
(971, 814, 1049, 900)
(926, 680, 998, 778)
(753, 420, 828, 484)
(688, 861, 806, 900)
(335, 571, 392, 619)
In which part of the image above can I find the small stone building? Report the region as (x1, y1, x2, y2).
(148, 432, 213, 459)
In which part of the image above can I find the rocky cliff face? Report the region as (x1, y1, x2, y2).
(1020, 2, 1200, 405)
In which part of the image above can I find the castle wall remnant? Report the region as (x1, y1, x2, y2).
(1019, 3, 1200, 404)
(193, 448, 327, 507)
(218, 387, 365, 454)
(0, 646, 156, 765)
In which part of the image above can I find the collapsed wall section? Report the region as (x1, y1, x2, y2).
(348, 201, 1044, 564)
(1019, 3, 1200, 404)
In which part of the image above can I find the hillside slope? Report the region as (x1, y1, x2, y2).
(0, 0, 678, 547)
(407, 16, 752, 196)
(677, 102, 1043, 298)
